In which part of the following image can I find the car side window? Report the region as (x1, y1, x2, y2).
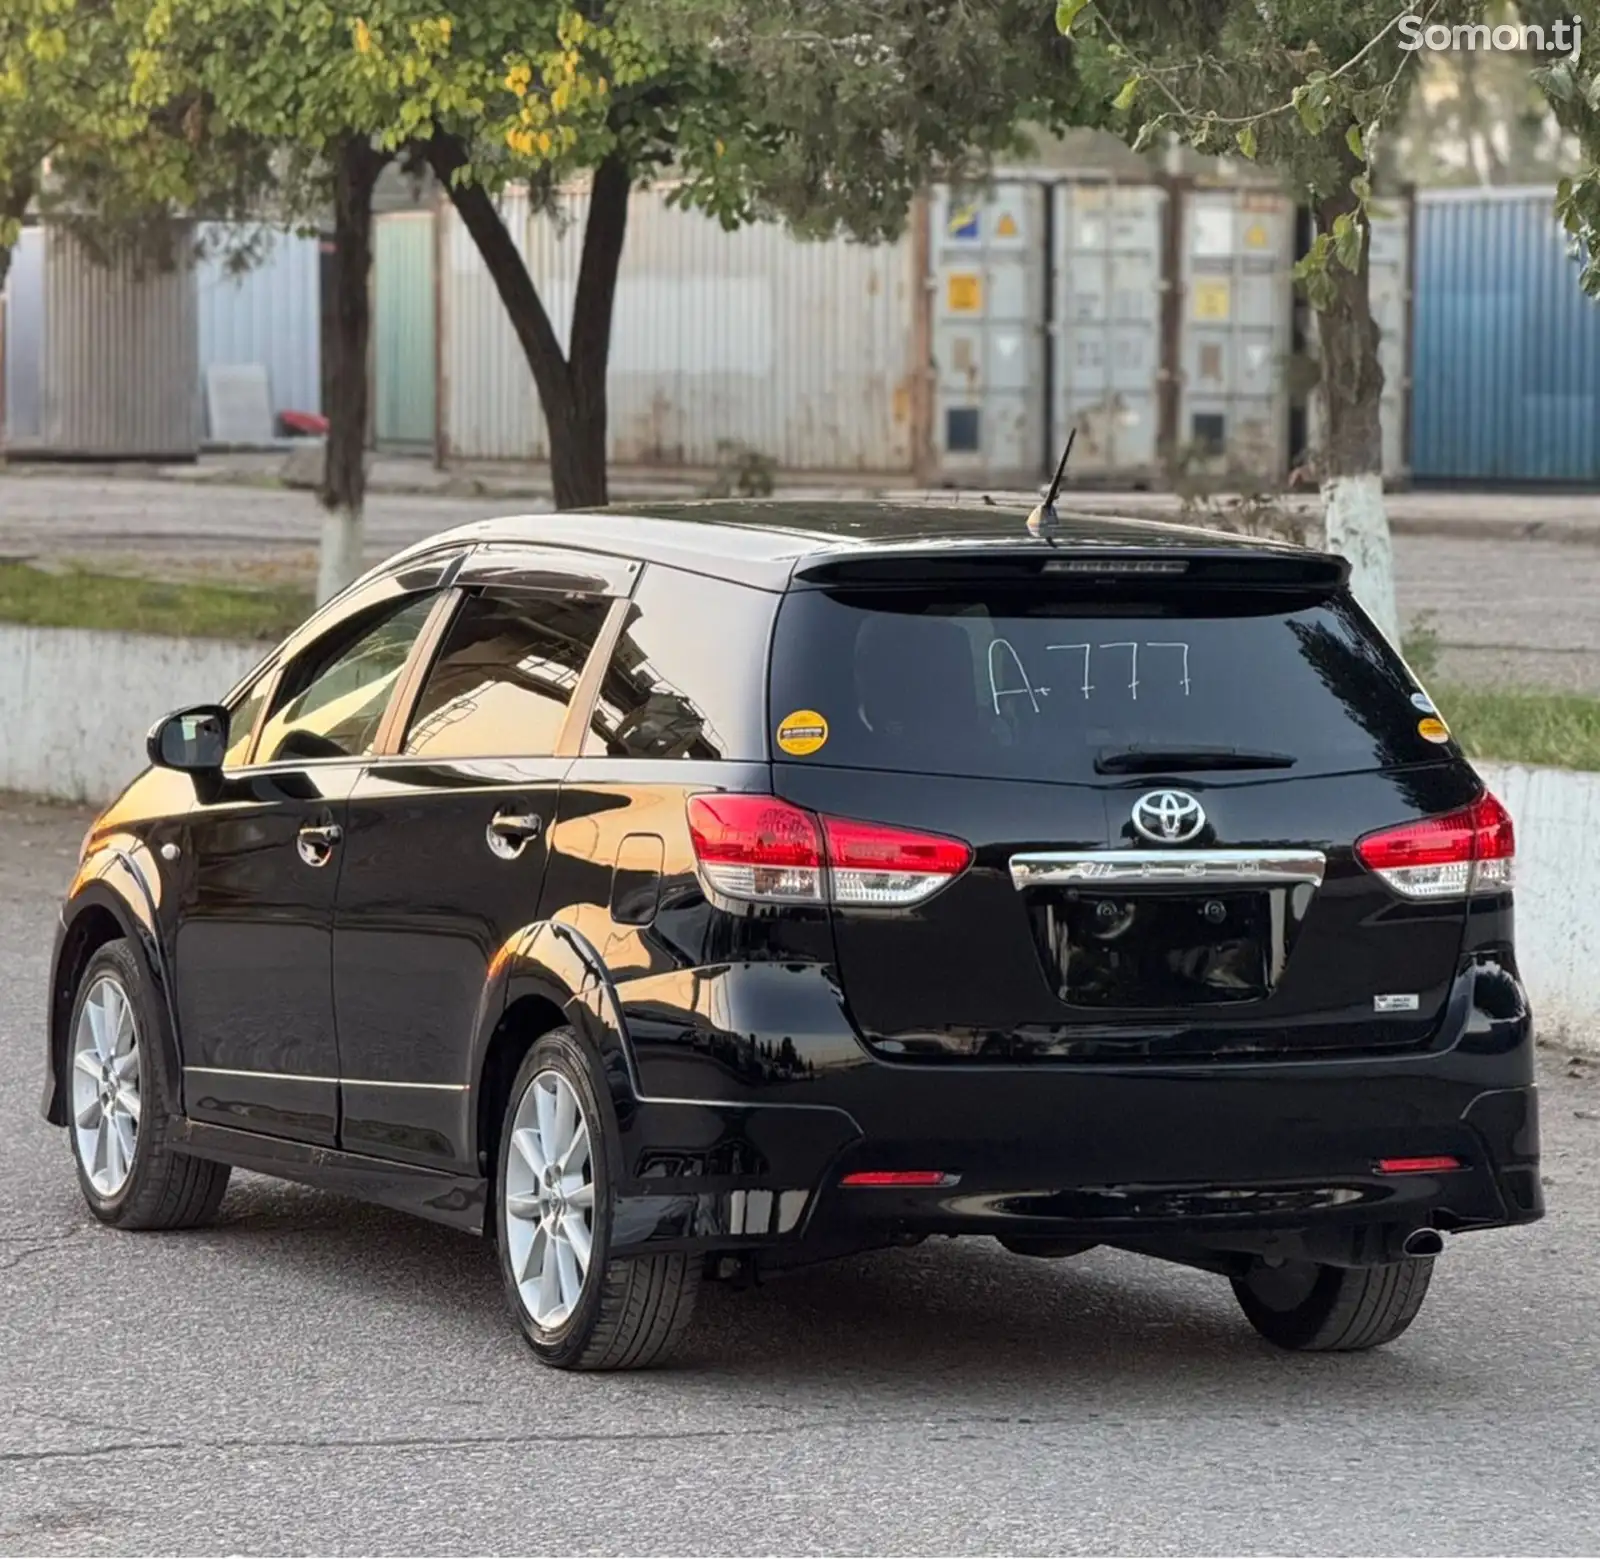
(583, 566, 772, 761)
(222, 677, 271, 769)
(255, 594, 438, 765)
(402, 590, 612, 760)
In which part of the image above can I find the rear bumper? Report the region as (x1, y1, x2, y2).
(607, 962, 1542, 1265)
(609, 1069, 1541, 1264)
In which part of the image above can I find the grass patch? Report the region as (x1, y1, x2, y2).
(0, 562, 310, 642)
(1434, 685, 1600, 772)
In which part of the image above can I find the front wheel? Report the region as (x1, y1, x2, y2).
(1232, 1256, 1433, 1352)
(67, 941, 231, 1230)
(496, 1028, 699, 1370)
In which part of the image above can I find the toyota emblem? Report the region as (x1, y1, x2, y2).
(1131, 790, 1206, 844)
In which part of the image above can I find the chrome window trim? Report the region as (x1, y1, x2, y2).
(1008, 849, 1327, 890)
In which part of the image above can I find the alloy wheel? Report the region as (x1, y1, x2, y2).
(70, 975, 142, 1197)
(502, 1069, 596, 1329)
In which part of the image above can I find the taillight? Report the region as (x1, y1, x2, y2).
(686, 795, 972, 907)
(1355, 792, 1515, 900)
(822, 815, 974, 906)
(686, 794, 824, 902)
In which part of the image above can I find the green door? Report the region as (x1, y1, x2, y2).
(374, 213, 436, 447)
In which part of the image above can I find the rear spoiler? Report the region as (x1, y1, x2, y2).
(791, 546, 1351, 592)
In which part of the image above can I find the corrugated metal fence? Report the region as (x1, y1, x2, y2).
(440, 185, 921, 471)
(28, 226, 199, 458)
(1411, 187, 1600, 484)
(196, 225, 321, 424)
(2, 227, 45, 441)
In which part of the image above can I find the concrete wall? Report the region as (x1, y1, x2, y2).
(0, 626, 1594, 1052)
(0, 626, 259, 803)
(1478, 762, 1600, 1050)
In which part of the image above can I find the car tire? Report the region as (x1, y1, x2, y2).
(495, 1027, 699, 1371)
(1231, 1256, 1434, 1352)
(66, 940, 231, 1230)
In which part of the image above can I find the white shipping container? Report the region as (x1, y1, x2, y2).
(1051, 179, 1168, 481)
(440, 184, 920, 472)
(1177, 187, 1295, 482)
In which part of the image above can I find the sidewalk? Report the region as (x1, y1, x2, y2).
(5, 449, 1600, 547)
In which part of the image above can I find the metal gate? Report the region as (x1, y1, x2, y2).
(374, 212, 437, 448)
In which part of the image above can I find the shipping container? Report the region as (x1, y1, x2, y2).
(1411, 186, 1600, 484)
(21, 224, 199, 459)
(1, 226, 45, 443)
(373, 211, 437, 447)
(928, 181, 1047, 483)
(196, 225, 321, 435)
(1177, 185, 1295, 481)
(440, 183, 920, 472)
(1050, 178, 1167, 482)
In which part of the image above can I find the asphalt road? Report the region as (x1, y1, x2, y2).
(3, 472, 1600, 691)
(2, 800, 1598, 1557)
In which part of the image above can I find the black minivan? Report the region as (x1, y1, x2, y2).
(42, 502, 1541, 1369)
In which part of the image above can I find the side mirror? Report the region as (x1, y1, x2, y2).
(147, 705, 230, 774)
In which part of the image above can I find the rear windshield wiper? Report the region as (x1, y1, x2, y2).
(1094, 745, 1297, 774)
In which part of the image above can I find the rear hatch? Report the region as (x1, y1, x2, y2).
(766, 545, 1481, 1061)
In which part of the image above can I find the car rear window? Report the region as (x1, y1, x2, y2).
(768, 584, 1446, 781)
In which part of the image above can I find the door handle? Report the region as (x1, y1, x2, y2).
(487, 808, 543, 860)
(296, 822, 343, 867)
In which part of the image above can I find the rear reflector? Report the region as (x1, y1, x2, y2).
(687, 794, 972, 907)
(1355, 792, 1515, 900)
(1376, 1156, 1462, 1175)
(840, 1170, 957, 1188)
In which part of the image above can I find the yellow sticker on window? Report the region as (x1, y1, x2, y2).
(776, 710, 829, 757)
(1418, 717, 1451, 744)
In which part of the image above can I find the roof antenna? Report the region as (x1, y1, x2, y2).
(1026, 428, 1076, 537)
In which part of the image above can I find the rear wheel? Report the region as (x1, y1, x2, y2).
(67, 941, 231, 1230)
(496, 1028, 699, 1370)
(1232, 1256, 1433, 1352)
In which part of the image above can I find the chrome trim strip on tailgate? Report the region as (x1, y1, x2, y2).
(1009, 849, 1327, 890)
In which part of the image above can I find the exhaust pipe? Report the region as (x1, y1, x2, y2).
(1401, 1228, 1444, 1258)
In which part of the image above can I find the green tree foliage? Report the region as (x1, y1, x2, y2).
(0, 0, 272, 292)
(138, 0, 1095, 510)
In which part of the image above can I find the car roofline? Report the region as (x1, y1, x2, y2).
(359, 504, 1337, 595)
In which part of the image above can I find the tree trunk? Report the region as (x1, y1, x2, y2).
(318, 136, 388, 604)
(559, 154, 631, 508)
(425, 135, 630, 509)
(1315, 156, 1399, 646)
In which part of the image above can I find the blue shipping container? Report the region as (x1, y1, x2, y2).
(1411, 187, 1600, 483)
